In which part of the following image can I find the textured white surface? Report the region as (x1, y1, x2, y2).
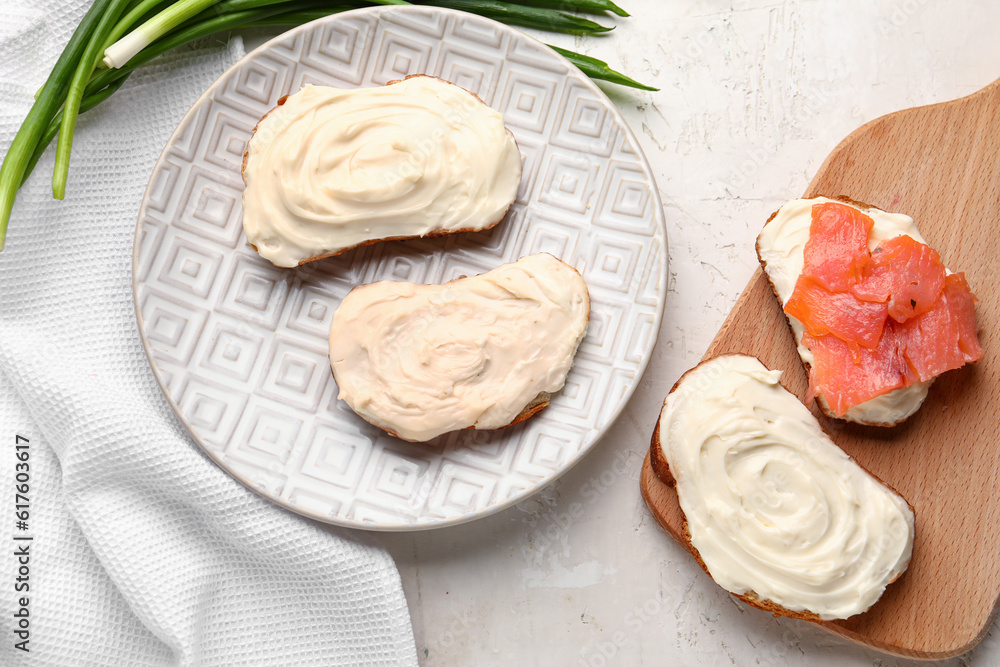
(136, 7, 666, 529)
(368, 1, 1000, 665)
(0, 2, 415, 665)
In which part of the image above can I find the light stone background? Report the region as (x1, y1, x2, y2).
(242, 2, 1000, 665)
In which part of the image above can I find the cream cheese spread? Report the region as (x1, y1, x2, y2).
(658, 355, 915, 620)
(242, 77, 522, 268)
(757, 196, 932, 424)
(328, 253, 590, 442)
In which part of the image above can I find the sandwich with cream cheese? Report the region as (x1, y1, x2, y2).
(241, 75, 522, 268)
(757, 196, 982, 426)
(328, 253, 590, 442)
(650, 354, 915, 621)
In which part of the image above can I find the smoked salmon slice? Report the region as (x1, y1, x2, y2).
(803, 326, 914, 416)
(851, 235, 946, 323)
(799, 201, 873, 292)
(897, 273, 983, 382)
(785, 278, 887, 350)
(785, 202, 982, 416)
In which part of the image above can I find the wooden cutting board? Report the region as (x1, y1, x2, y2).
(640, 79, 1000, 659)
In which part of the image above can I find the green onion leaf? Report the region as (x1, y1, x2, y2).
(0, 0, 115, 249)
(53, 0, 133, 200)
(24, 76, 133, 189)
(104, 0, 219, 68)
(101, 0, 175, 54)
(240, 7, 357, 26)
(89, 5, 304, 95)
(212, 0, 353, 10)
(419, 0, 613, 34)
(548, 44, 656, 90)
(506, 0, 628, 17)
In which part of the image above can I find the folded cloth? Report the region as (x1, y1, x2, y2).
(0, 2, 417, 665)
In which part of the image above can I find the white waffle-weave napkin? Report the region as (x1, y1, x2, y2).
(0, 1, 417, 665)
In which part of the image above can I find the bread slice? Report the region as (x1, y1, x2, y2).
(756, 195, 934, 426)
(241, 74, 522, 268)
(650, 418, 829, 623)
(328, 253, 590, 442)
(650, 355, 914, 621)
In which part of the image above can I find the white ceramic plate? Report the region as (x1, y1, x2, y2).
(132, 6, 667, 530)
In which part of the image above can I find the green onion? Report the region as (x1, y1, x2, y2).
(91, 6, 304, 93)
(0, 0, 114, 250)
(104, 0, 220, 68)
(215, 0, 404, 9)
(418, 0, 613, 34)
(101, 0, 175, 54)
(241, 7, 355, 26)
(23, 76, 133, 189)
(549, 44, 656, 91)
(53, 0, 133, 200)
(508, 0, 627, 17)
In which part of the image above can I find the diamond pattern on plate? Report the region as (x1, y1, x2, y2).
(173, 165, 244, 248)
(580, 233, 647, 293)
(297, 22, 372, 87)
(144, 161, 181, 216)
(216, 55, 298, 121)
(133, 7, 667, 530)
(141, 289, 208, 365)
(284, 283, 338, 338)
(537, 147, 604, 217)
(434, 43, 500, 100)
(426, 462, 499, 516)
(199, 321, 265, 382)
(440, 429, 520, 475)
(593, 161, 658, 235)
(166, 103, 210, 163)
(551, 79, 619, 157)
(497, 65, 560, 134)
(157, 236, 223, 298)
(215, 254, 290, 330)
(450, 13, 505, 49)
(369, 446, 433, 501)
(176, 374, 247, 452)
(384, 7, 449, 38)
(370, 26, 435, 85)
(201, 105, 253, 172)
(299, 421, 373, 490)
(574, 301, 626, 364)
(230, 403, 304, 467)
(257, 337, 330, 412)
(521, 211, 580, 259)
(512, 425, 587, 479)
(233, 56, 284, 106)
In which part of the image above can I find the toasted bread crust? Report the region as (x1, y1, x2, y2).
(648, 355, 913, 622)
(755, 195, 914, 427)
(241, 74, 519, 267)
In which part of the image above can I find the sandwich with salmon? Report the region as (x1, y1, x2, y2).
(757, 196, 983, 426)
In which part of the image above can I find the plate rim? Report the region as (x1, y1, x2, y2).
(131, 4, 669, 531)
